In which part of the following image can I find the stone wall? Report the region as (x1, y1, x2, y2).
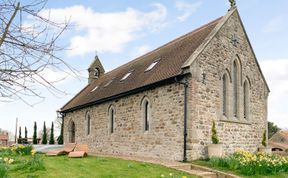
(187, 10, 268, 160)
(64, 83, 185, 161)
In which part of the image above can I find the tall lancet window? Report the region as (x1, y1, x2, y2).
(233, 61, 238, 118)
(86, 112, 91, 135)
(110, 108, 115, 133)
(243, 80, 249, 119)
(144, 101, 149, 131)
(222, 74, 228, 116)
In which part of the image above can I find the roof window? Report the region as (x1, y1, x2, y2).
(120, 71, 133, 81)
(90, 86, 98, 92)
(104, 78, 115, 87)
(145, 59, 160, 72)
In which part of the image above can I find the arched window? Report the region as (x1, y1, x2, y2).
(243, 80, 249, 119)
(86, 112, 91, 135)
(68, 120, 75, 143)
(144, 101, 149, 131)
(222, 74, 228, 116)
(109, 107, 115, 133)
(233, 61, 238, 118)
(94, 67, 100, 78)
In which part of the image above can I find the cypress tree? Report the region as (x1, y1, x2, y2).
(41, 121, 47, 144)
(262, 130, 267, 147)
(18, 126, 22, 144)
(24, 126, 28, 144)
(57, 119, 64, 145)
(33, 122, 37, 144)
(211, 121, 219, 144)
(49, 122, 55, 144)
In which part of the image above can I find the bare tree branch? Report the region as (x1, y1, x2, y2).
(0, 0, 78, 104)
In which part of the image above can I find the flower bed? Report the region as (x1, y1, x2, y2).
(207, 149, 288, 176)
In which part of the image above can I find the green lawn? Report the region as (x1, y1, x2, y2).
(8, 155, 196, 178)
(192, 160, 288, 178)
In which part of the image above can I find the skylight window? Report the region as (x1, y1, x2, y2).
(145, 59, 160, 72)
(104, 78, 115, 87)
(90, 86, 98, 92)
(121, 71, 133, 81)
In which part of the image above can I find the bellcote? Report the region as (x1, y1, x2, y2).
(88, 55, 105, 84)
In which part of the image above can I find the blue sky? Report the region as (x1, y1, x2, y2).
(1, 0, 288, 137)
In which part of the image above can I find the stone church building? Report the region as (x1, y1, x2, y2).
(60, 7, 269, 161)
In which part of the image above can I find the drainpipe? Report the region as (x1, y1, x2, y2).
(175, 76, 188, 162)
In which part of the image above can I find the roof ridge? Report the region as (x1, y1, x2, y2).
(102, 16, 222, 77)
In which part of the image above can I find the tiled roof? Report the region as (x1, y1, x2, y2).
(270, 130, 288, 144)
(61, 17, 222, 112)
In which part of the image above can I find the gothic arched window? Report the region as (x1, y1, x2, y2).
(109, 107, 115, 134)
(86, 112, 91, 135)
(243, 80, 249, 119)
(233, 61, 238, 118)
(222, 74, 228, 116)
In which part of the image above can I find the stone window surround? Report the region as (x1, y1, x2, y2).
(85, 111, 91, 136)
(108, 105, 116, 134)
(140, 96, 152, 132)
(220, 56, 251, 124)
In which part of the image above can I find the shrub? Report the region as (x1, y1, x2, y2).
(211, 121, 219, 144)
(0, 147, 14, 157)
(207, 149, 288, 176)
(14, 155, 45, 172)
(13, 145, 34, 156)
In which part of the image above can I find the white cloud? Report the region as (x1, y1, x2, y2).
(131, 45, 152, 59)
(176, 0, 202, 22)
(36, 4, 167, 56)
(259, 59, 288, 129)
(263, 16, 284, 33)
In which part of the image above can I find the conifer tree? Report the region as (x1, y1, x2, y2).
(18, 126, 22, 144)
(49, 122, 55, 144)
(41, 121, 47, 144)
(24, 126, 28, 144)
(262, 130, 267, 147)
(57, 119, 64, 145)
(33, 122, 37, 144)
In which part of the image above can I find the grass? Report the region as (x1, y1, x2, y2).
(7, 155, 197, 178)
(192, 160, 288, 178)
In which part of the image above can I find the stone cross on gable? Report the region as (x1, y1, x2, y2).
(231, 34, 239, 47)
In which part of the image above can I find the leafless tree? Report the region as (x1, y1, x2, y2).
(0, 0, 76, 105)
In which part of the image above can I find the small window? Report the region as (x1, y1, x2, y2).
(145, 59, 160, 72)
(120, 71, 133, 81)
(90, 86, 98, 92)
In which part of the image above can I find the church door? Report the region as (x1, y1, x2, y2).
(69, 121, 76, 143)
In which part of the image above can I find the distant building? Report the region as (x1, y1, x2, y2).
(0, 133, 8, 146)
(60, 7, 269, 160)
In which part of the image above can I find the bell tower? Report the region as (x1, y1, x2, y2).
(88, 55, 105, 84)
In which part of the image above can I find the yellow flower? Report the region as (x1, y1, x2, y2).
(182, 176, 187, 178)
(169, 173, 173, 176)
(8, 159, 14, 164)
